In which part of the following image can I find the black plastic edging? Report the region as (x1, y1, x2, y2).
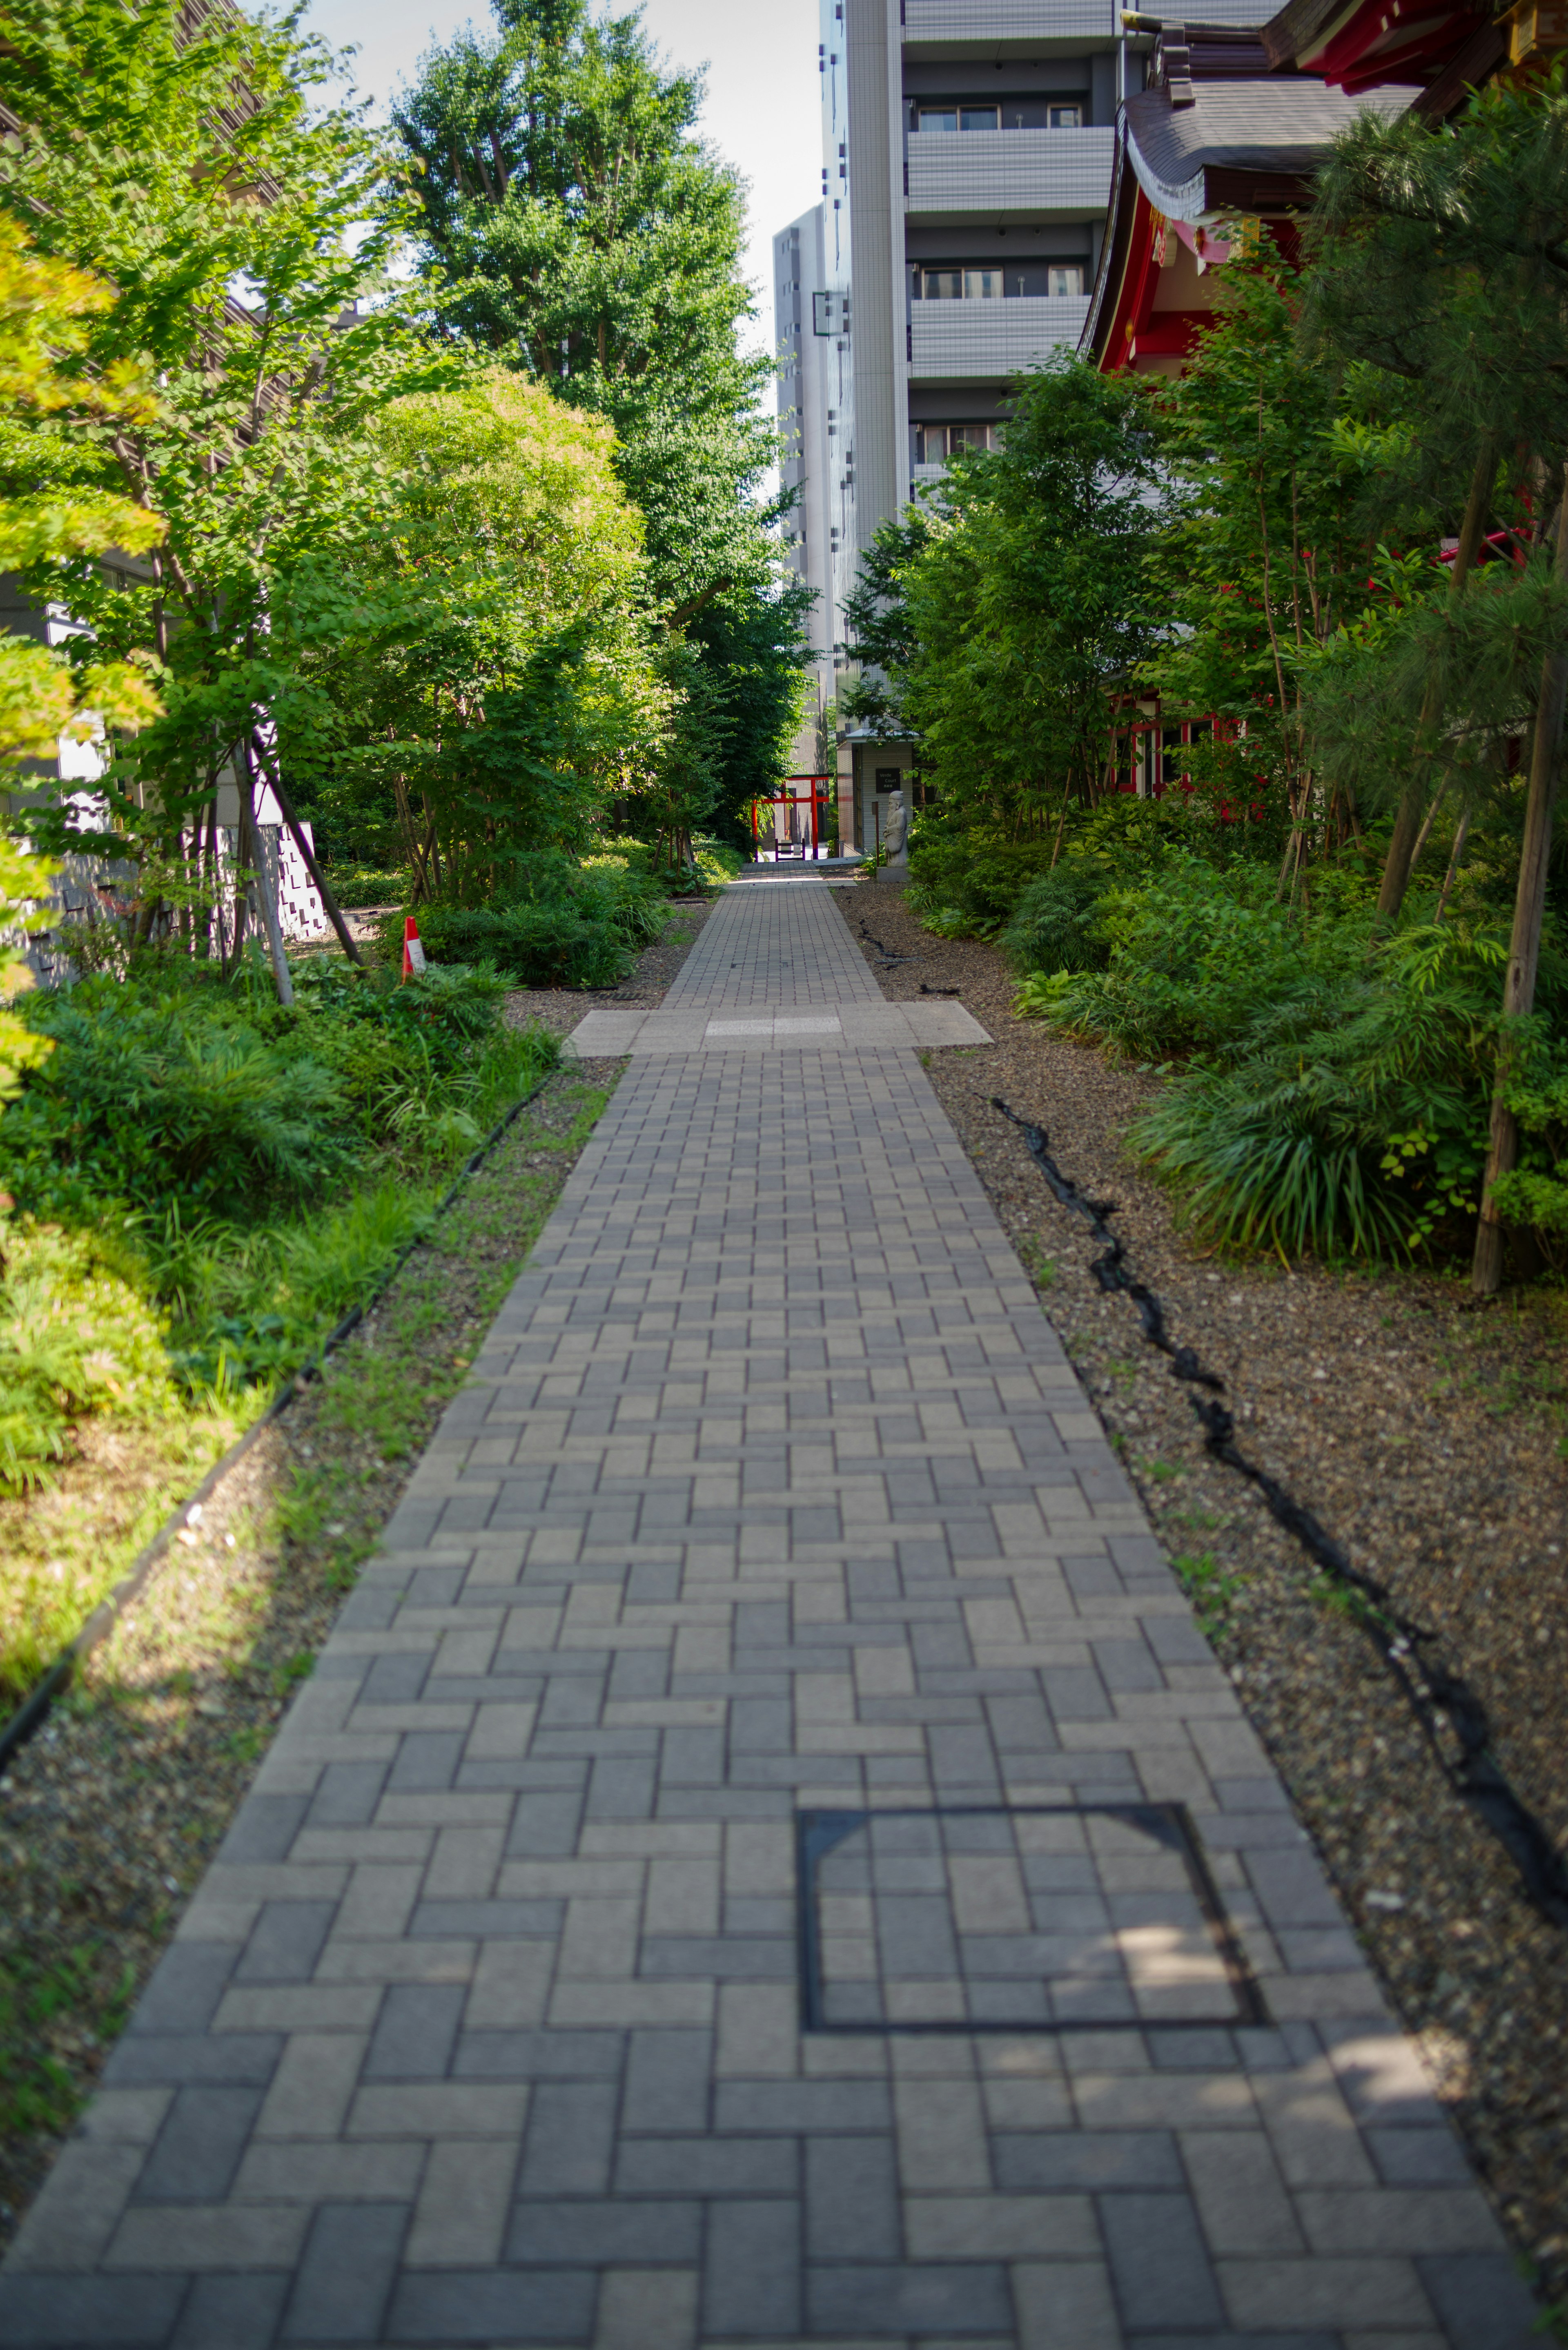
(0, 1068, 557, 1781)
(992, 1095, 1568, 1933)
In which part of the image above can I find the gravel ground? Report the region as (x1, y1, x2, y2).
(851, 874, 1568, 2317)
(500, 896, 713, 1038)
(0, 1059, 626, 2250)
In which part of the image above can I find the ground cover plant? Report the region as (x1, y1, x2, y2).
(0, 944, 557, 1700)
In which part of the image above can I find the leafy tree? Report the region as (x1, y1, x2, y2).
(300, 368, 666, 900)
(890, 359, 1165, 838)
(0, 214, 166, 1093)
(0, 0, 453, 996)
(394, 0, 775, 614)
(840, 509, 934, 741)
(1303, 74, 1568, 1288)
(1152, 268, 1405, 878)
(1305, 76, 1568, 921)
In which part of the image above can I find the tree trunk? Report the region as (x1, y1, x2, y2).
(1378, 433, 1497, 919)
(1434, 800, 1471, 923)
(1471, 458, 1568, 1296)
(251, 731, 363, 967)
(239, 742, 294, 1007)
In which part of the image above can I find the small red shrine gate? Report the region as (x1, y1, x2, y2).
(751, 774, 834, 860)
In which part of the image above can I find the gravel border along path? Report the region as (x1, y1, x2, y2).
(0, 870, 722, 2254)
(851, 874, 1568, 2321)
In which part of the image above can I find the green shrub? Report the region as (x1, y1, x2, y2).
(905, 829, 1058, 938)
(0, 952, 557, 1395)
(1013, 855, 1561, 1261)
(1020, 858, 1331, 1062)
(1000, 864, 1114, 974)
(0, 1217, 178, 1492)
(382, 850, 675, 987)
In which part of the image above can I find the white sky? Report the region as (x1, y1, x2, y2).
(299, 0, 824, 351)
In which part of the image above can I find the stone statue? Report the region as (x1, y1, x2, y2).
(882, 788, 909, 869)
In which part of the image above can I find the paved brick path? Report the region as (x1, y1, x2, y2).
(1, 878, 1538, 2348)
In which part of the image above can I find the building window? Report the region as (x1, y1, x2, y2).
(915, 422, 999, 463)
(919, 266, 1004, 299)
(916, 263, 1085, 300)
(916, 103, 1001, 131)
(913, 97, 1085, 131)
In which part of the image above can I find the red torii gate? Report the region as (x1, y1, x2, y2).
(751, 774, 834, 861)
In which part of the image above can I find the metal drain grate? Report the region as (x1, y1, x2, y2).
(795, 1804, 1267, 2034)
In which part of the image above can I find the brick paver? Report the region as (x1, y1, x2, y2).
(1, 877, 1538, 2347)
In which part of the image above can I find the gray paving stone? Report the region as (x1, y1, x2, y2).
(454, 2031, 624, 2080)
(992, 2133, 1183, 2193)
(282, 2202, 407, 2341)
(703, 2198, 802, 2338)
(0, 2275, 188, 2346)
(621, 2030, 713, 2134)
(134, 2088, 263, 2205)
(506, 2199, 702, 2265)
(805, 2134, 900, 2261)
(614, 2138, 798, 2197)
(235, 1902, 336, 1986)
(102, 2035, 282, 2089)
(124, 1945, 238, 2040)
(1414, 2253, 1543, 2348)
(806, 2262, 1013, 2337)
(218, 1794, 310, 1864)
(384, 2267, 597, 2343)
(363, 1985, 466, 2082)
(171, 2272, 290, 2349)
(1099, 2191, 1225, 2330)
(306, 1763, 388, 1829)
(518, 2082, 619, 2196)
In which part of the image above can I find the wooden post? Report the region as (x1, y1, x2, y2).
(1471, 458, 1568, 1295)
(239, 739, 294, 1007)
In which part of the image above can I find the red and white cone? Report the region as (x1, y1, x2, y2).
(401, 915, 427, 979)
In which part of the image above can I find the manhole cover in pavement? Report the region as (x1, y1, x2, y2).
(795, 1804, 1266, 2034)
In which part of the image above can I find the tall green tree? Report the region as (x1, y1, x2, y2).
(299, 369, 667, 900)
(888, 360, 1165, 837)
(394, 0, 774, 613)
(395, 0, 809, 843)
(1303, 74, 1568, 1289)
(0, 0, 451, 994)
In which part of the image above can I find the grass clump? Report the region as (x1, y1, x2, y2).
(0, 943, 560, 1696)
(1012, 852, 1565, 1264)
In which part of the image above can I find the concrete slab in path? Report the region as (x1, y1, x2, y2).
(0, 881, 1537, 2348)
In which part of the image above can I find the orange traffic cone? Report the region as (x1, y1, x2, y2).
(401, 915, 427, 980)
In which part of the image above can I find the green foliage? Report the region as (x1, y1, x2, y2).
(393, 0, 776, 613)
(0, 1216, 178, 1492)
(1000, 864, 1114, 975)
(905, 829, 1060, 939)
(0, 956, 559, 1394)
(1491, 1046, 1568, 1244)
(1172, 1550, 1245, 1641)
(1026, 864, 1535, 1257)
(393, 0, 809, 840)
(378, 850, 670, 987)
(0, 0, 452, 886)
(889, 361, 1167, 829)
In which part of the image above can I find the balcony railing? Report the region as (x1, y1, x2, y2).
(909, 294, 1091, 377)
(906, 124, 1115, 215)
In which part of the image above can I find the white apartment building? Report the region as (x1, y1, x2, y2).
(802, 0, 1136, 847)
(773, 204, 841, 785)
